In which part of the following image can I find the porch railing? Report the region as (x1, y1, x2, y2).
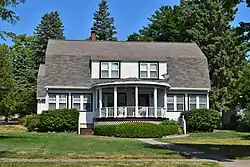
(97, 106, 167, 118)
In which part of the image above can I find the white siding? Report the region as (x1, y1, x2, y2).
(91, 61, 99, 79)
(121, 62, 138, 78)
(159, 62, 167, 79)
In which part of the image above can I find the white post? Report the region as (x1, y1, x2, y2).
(173, 95, 177, 111)
(185, 93, 188, 111)
(99, 88, 102, 118)
(114, 87, 117, 118)
(95, 89, 98, 112)
(56, 95, 59, 109)
(207, 92, 209, 109)
(45, 92, 49, 111)
(135, 86, 138, 117)
(196, 95, 200, 109)
(154, 87, 157, 118)
(164, 88, 167, 118)
(80, 95, 84, 111)
(92, 91, 95, 112)
(68, 92, 72, 109)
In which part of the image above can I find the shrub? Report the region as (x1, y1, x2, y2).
(183, 109, 220, 132)
(94, 122, 181, 138)
(160, 120, 179, 126)
(38, 109, 79, 132)
(20, 115, 40, 132)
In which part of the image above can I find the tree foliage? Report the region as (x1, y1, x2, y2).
(0, 0, 25, 39)
(127, 0, 248, 112)
(91, 0, 116, 41)
(33, 11, 65, 69)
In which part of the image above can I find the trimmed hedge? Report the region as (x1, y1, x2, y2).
(160, 120, 179, 126)
(39, 109, 79, 132)
(20, 114, 40, 132)
(94, 122, 181, 138)
(183, 109, 220, 132)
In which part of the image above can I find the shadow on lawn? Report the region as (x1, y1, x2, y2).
(145, 143, 250, 161)
(0, 135, 27, 139)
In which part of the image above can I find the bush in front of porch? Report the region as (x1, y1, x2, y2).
(94, 122, 182, 138)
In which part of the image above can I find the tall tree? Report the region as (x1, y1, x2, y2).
(127, 0, 248, 112)
(33, 11, 65, 70)
(91, 0, 117, 41)
(11, 35, 36, 88)
(0, 0, 25, 39)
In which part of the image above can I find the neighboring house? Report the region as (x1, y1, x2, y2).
(37, 32, 211, 134)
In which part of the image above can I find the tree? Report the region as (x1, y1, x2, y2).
(11, 35, 36, 88)
(127, 33, 141, 41)
(91, 0, 117, 41)
(33, 11, 65, 70)
(0, 45, 15, 121)
(127, 0, 248, 112)
(0, 0, 25, 39)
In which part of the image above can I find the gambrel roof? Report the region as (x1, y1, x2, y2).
(37, 39, 211, 97)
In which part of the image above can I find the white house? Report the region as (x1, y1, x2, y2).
(37, 32, 211, 134)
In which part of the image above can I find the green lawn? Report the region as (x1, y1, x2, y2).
(158, 131, 250, 160)
(0, 162, 221, 167)
(0, 125, 185, 159)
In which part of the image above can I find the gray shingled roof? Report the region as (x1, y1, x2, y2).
(37, 40, 211, 97)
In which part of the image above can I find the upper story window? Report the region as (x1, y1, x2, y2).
(139, 62, 158, 79)
(100, 62, 120, 79)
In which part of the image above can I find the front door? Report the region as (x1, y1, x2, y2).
(139, 94, 149, 106)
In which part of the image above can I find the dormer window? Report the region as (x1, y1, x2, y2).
(139, 62, 158, 79)
(100, 62, 120, 79)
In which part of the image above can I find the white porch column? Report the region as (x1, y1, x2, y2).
(68, 92, 72, 109)
(45, 92, 49, 111)
(99, 88, 102, 118)
(196, 95, 200, 109)
(154, 87, 158, 118)
(164, 89, 167, 118)
(114, 86, 117, 118)
(135, 86, 138, 117)
(207, 92, 210, 109)
(95, 89, 98, 111)
(185, 93, 188, 111)
(56, 95, 59, 109)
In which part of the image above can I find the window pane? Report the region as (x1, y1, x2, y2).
(83, 103, 91, 112)
(199, 104, 207, 109)
(167, 95, 174, 103)
(177, 95, 184, 103)
(101, 70, 109, 78)
(177, 104, 184, 111)
(150, 64, 157, 71)
(111, 63, 119, 70)
(49, 103, 56, 110)
(73, 103, 80, 110)
(59, 103, 67, 109)
(140, 64, 147, 71)
(199, 95, 207, 104)
(150, 71, 158, 78)
(101, 63, 109, 70)
(190, 104, 196, 110)
(189, 95, 196, 103)
(167, 104, 174, 111)
(111, 71, 119, 78)
(140, 71, 147, 78)
(83, 95, 91, 103)
(49, 94, 56, 103)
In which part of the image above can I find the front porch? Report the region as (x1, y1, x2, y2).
(93, 81, 170, 119)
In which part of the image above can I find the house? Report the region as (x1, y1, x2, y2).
(37, 32, 211, 134)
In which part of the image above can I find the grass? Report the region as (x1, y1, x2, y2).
(158, 131, 250, 160)
(0, 162, 221, 167)
(0, 125, 185, 159)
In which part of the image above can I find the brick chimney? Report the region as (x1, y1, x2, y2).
(91, 31, 97, 41)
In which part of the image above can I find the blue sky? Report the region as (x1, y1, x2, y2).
(0, 0, 249, 44)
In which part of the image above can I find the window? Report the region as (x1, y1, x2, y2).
(189, 95, 197, 110)
(100, 62, 120, 78)
(48, 94, 56, 109)
(59, 94, 67, 109)
(199, 95, 207, 109)
(139, 62, 158, 78)
(72, 94, 92, 112)
(176, 95, 185, 111)
(167, 95, 174, 111)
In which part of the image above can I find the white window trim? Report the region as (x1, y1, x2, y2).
(101, 62, 120, 79)
(140, 62, 158, 79)
(72, 94, 92, 112)
(176, 95, 185, 111)
(48, 94, 68, 109)
(188, 95, 208, 110)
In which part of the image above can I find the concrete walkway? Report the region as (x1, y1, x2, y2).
(138, 139, 250, 167)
